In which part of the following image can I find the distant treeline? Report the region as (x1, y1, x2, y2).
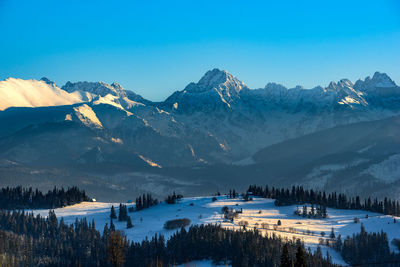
(135, 194, 158, 211)
(0, 209, 338, 267)
(165, 191, 183, 204)
(247, 185, 400, 216)
(0, 186, 90, 209)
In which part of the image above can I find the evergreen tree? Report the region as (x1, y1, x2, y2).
(330, 227, 335, 239)
(118, 204, 128, 221)
(107, 231, 127, 267)
(126, 216, 133, 229)
(110, 206, 117, 219)
(110, 218, 115, 231)
(280, 244, 291, 267)
(295, 246, 306, 267)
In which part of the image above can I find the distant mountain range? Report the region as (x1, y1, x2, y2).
(0, 69, 399, 201)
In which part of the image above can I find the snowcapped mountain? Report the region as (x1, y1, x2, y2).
(62, 80, 126, 97)
(0, 77, 84, 111)
(62, 80, 152, 106)
(0, 69, 399, 165)
(354, 71, 397, 90)
(161, 69, 400, 119)
(163, 68, 248, 113)
(187, 68, 247, 94)
(0, 69, 400, 199)
(159, 69, 399, 159)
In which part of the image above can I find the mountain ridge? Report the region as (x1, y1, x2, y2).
(1, 69, 398, 111)
(1, 69, 400, 200)
(1, 69, 399, 164)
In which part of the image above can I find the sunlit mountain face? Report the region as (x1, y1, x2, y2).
(0, 69, 399, 200)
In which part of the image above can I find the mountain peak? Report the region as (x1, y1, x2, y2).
(184, 68, 247, 95)
(62, 81, 126, 97)
(198, 68, 230, 87)
(354, 71, 397, 90)
(111, 82, 123, 90)
(338, 79, 354, 88)
(264, 82, 287, 91)
(371, 71, 396, 87)
(40, 77, 56, 87)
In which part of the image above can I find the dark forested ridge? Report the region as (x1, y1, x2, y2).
(247, 185, 400, 216)
(0, 186, 90, 209)
(0, 209, 339, 267)
(327, 224, 400, 266)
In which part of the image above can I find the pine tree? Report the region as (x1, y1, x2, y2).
(295, 246, 306, 267)
(126, 216, 133, 229)
(280, 244, 291, 267)
(110, 206, 117, 219)
(310, 204, 315, 217)
(110, 218, 115, 231)
(322, 205, 327, 218)
(107, 231, 126, 267)
(330, 227, 335, 239)
(118, 204, 128, 221)
(302, 206, 307, 217)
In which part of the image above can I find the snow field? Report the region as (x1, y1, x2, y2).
(31, 196, 400, 266)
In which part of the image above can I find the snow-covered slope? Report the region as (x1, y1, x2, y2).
(62, 80, 151, 106)
(0, 77, 84, 110)
(62, 81, 126, 98)
(31, 196, 400, 266)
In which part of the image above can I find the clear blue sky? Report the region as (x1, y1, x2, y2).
(0, 0, 399, 101)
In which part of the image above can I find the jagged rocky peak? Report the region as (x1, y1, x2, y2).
(326, 78, 355, 92)
(370, 71, 396, 87)
(110, 82, 124, 91)
(337, 79, 354, 88)
(325, 79, 354, 93)
(184, 68, 247, 95)
(354, 71, 397, 90)
(62, 80, 127, 97)
(264, 82, 287, 91)
(40, 77, 56, 87)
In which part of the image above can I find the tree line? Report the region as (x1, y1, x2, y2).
(0, 208, 340, 267)
(165, 191, 183, 204)
(1, 184, 399, 266)
(328, 224, 400, 266)
(126, 224, 338, 267)
(135, 194, 158, 211)
(247, 185, 400, 216)
(0, 186, 89, 209)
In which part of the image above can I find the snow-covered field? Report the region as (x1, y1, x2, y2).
(31, 196, 400, 266)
